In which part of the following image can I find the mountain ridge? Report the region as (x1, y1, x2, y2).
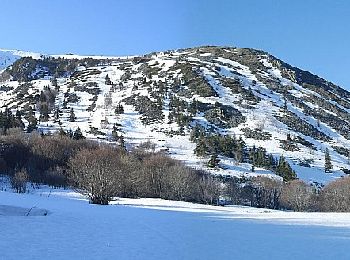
(0, 45, 349, 184)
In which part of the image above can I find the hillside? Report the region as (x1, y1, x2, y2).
(1, 46, 349, 184)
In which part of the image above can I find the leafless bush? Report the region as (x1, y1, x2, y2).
(318, 177, 350, 212)
(11, 168, 29, 193)
(68, 146, 125, 205)
(137, 140, 156, 152)
(280, 180, 316, 211)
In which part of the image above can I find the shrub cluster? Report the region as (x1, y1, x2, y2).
(0, 130, 219, 205)
(1, 128, 350, 212)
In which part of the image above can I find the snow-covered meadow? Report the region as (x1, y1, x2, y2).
(1, 184, 350, 260)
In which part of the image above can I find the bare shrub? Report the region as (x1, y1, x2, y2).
(68, 146, 125, 205)
(11, 168, 29, 193)
(140, 153, 177, 198)
(280, 180, 316, 211)
(196, 171, 221, 204)
(318, 177, 350, 212)
(137, 140, 156, 152)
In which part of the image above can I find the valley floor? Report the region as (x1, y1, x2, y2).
(1, 188, 350, 260)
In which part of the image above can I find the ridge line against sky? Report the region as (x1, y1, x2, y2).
(1, 0, 349, 89)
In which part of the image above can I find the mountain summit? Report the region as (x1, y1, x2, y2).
(0, 46, 349, 184)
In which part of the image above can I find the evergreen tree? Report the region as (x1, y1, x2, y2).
(39, 103, 49, 122)
(51, 77, 59, 91)
(119, 135, 126, 150)
(114, 104, 124, 114)
(26, 107, 37, 133)
(15, 110, 25, 129)
(234, 137, 246, 163)
(53, 107, 60, 122)
(207, 154, 220, 168)
(195, 137, 208, 157)
(69, 108, 76, 122)
(111, 123, 120, 141)
(190, 124, 202, 141)
(105, 74, 112, 85)
(73, 127, 85, 140)
(276, 156, 297, 181)
(325, 148, 333, 173)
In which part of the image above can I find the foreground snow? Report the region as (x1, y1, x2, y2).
(1, 186, 350, 260)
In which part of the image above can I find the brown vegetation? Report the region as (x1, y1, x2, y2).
(1, 128, 350, 211)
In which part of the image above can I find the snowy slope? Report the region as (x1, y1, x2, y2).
(0, 49, 42, 70)
(1, 46, 350, 184)
(1, 184, 350, 260)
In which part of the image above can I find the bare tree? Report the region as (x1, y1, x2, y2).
(68, 146, 124, 204)
(280, 180, 316, 211)
(11, 168, 29, 193)
(318, 177, 350, 212)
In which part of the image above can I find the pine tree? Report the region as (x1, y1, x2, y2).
(119, 135, 126, 150)
(105, 74, 112, 85)
(39, 103, 49, 122)
(111, 123, 120, 141)
(51, 77, 59, 91)
(276, 156, 297, 181)
(15, 110, 25, 129)
(195, 137, 208, 157)
(26, 107, 37, 133)
(325, 148, 333, 173)
(73, 127, 85, 140)
(207, 154, 220, 168)
(69, 108, 76, 122)
(53, 108, 60, 122)
(114, 104, 124, 114)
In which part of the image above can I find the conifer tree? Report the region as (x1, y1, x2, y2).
(105, 74, 112, 85)
(53, 108, 60, 122)
(119, 135, 126, 150)
(73, 127, 85, 140)
(15, 110, 25, 129)
(114, 104, 124, 114)
(26, 107, 37, 133)
(39, 103, 49, 122)
(207, 154, 220, 168)
(111, 123, 120, 141)
(276, 156, 297, 181)
(324, 148, 333, 173)
(69, 108, 76, 122)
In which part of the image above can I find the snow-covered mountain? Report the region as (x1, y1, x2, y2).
(1, 46, 349, 184)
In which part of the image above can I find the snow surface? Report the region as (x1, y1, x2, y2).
(1, 184, 350, 260)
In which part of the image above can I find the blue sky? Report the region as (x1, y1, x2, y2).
(1, 0, 349, 88)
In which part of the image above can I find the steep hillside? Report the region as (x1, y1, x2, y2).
(1, 46, 349, 184)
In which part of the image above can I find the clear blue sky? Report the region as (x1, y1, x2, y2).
(1, 0, 349, 88)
